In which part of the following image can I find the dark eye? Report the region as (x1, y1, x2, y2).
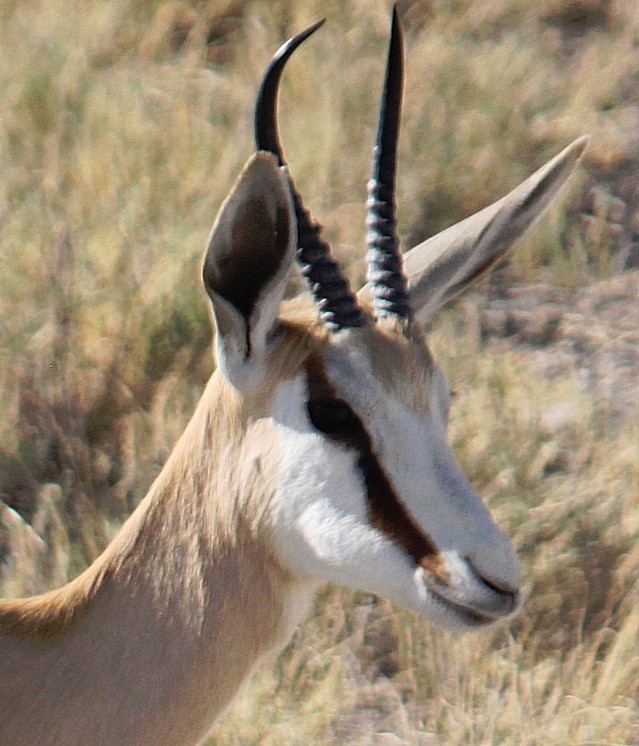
(307, 398, 359, 437)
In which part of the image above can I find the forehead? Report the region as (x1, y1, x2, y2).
(272, 314, 435, 415)
(326, 323, 434, 414)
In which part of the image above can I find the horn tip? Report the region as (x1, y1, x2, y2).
(570, 134, 590, 159)
(296, 18, 326, 45)
(550, 134, 590, 175)
(391, 4, 403, 32)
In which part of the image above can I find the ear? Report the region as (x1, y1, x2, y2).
(358, 136, 587, 321)
(203, 151, 296, 390)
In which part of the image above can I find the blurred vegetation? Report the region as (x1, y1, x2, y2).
(1, 0, 639, 743)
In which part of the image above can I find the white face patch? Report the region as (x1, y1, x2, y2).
(265, 332, 522, 633)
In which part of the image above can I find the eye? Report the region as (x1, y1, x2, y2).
(307, 398, 360, 437)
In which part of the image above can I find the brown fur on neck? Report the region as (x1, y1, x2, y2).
(0, 318, 324, 641)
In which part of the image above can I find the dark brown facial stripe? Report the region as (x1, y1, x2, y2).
(303, 356, 447, 583)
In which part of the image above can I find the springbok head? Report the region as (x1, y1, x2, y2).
(202, 9, 586, 631)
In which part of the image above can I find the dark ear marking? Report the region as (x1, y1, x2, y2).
(204, 197, 290, 323)
(202, 153, 296, 385)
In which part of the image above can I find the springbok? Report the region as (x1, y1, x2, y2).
(0, 9, 586, 746)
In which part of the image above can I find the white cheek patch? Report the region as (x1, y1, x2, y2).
(266, 373, 420, 598)
(263, 359, 520, 632)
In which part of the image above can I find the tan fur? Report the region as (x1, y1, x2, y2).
(0, 324, 323, 746)
(362, 318, 434, 415)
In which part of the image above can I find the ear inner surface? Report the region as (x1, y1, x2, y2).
(203, 152, 295, 375)
(408, 136, 588, 319)
(209, 196, 291, 323)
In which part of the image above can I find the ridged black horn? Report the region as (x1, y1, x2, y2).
(366, 5, 412, 321)
(255, 22, 366, 331)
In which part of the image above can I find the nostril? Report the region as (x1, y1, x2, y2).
(479, 572, 517, 598)
(465, 557, 518, 597)
(468, 564, 521, 617)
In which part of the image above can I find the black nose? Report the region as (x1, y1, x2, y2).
(466, 558, 521, 614)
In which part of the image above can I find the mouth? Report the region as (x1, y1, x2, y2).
(420, 569, 523, 629)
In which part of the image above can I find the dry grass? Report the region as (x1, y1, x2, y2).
(1, 0, 639, 743)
